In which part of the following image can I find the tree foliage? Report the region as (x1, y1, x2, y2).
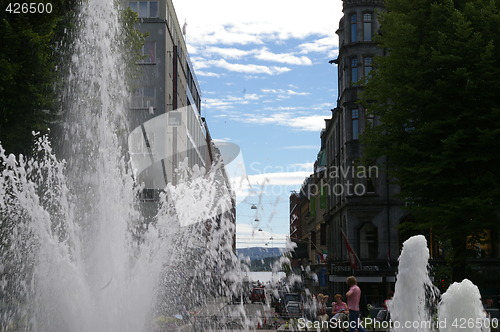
(0, 1, 146, 157)
(120, 7, 148, 81)
(0, 0, 78, 156)
(361, 0, 500, 281)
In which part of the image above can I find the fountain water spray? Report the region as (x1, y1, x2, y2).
(390, 235, 490, 332)
(0, 0, 242, 331)
(390, 235, 440, 332)
(438, 279, 490, 332)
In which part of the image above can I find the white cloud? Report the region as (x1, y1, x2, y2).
(298, 36, 338, 56)
(203, 93, 265, 111)
(261, 89, 279, 94)
(204, 46, 252, 59)
(195, 25, 265, 45)
(195, 71, 223, 77)
(287, 115, 329, 131)
(254, 48, 312, 66)
(261, 88, 310, 97)
(204, 98, 234, 110)
(190, 57, 210, 70)
(243, 113, 328, 131)
(286, 89, 310, 96)
(263, 106, 302, 112)
(289, 162, 314, 172)
(173, 0, 342, 47)
(246, 171, 311, 186)
(186, 44, 198, 55)
(231, 94, 260, 102)
(198, 59, 291, 75)
(242, 93, 261, 100)
(230, 170, 311, 212)
(309, 102, 334, 111)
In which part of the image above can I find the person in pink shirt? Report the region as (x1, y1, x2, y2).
(332, 294, 349, 321)
(346, 276, 367, 332)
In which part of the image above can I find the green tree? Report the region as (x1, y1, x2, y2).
(0, 0, 78, 156)
(120, 6, 148, 80)
(361, 0, 500, 281)
(0, 1, 146, 157)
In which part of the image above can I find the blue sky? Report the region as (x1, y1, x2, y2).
(172, 0, 343, 248)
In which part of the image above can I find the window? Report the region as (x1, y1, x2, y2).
(138, 2, 147, 17)
(128, 2, 137, 12)
(140, 189, 158, 201)
(129, 131, 143, 154)
(131, 87, 155, 109)
(149, 1, 158, 17)
(352, 109, 359, 140)
(128, 1, 159, 18)
(359, 223, 378, 259)
(363, 13, 372, 41)
(364, 56, 373, 78)
(351, 58, 359, 84)
(129, 131, 154, 154)
(350, 14, 357, 42)
(309, 195, 316, 217)
(365, 110, 374, 128)
(138, 41, 156, 63)
(311, 231, 317, 251)
(320, 223, 327, 246)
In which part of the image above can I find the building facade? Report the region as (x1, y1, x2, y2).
(125, 0, 207, 190)
(291, 0, 500, 311)
(290, 0, 405, 309)
(124, 0, 235, 232)
(325, 0, 404, 305)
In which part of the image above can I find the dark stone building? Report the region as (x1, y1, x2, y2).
(324, 0, 404, 306)
(291, 0, 500, 312)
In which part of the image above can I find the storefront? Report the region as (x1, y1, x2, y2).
(329, 264, 396, 314)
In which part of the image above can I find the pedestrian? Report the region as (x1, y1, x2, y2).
(383, 291, 393, 310)
(376, 290, 393, 322)
(346, 276, 367, 332)
(305, 292, 317, 321)
(316, 293, 329, 331)
(331, 293, 349, 321)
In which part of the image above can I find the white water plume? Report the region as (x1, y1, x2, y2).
(390, 235, 440, 332)
(0, 0, 241, 331)
(438, 279, 490, 332)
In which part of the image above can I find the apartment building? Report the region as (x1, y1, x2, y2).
(123, 0, 234, 230)
(292, 0, 500, 310)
